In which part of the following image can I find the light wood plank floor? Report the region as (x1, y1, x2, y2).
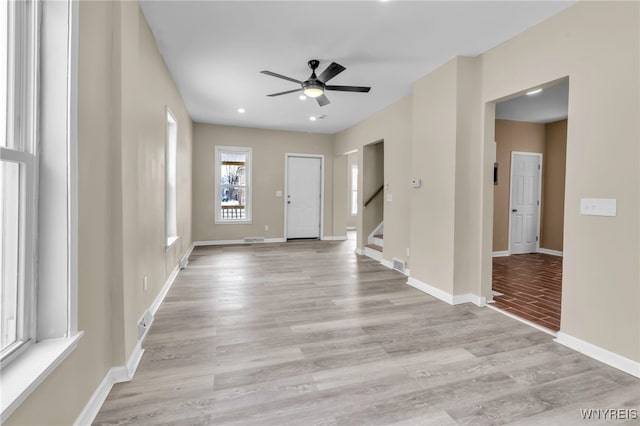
(95, 236, 639, 425)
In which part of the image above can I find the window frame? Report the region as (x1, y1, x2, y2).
(350, 163, 358, 216)
(214, 145, 252, 224)
(165, 107, 178, 247)
(0, 0, 38, 365)
(0, 0, 82, 421)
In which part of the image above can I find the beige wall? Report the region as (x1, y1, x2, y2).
(192, 124, 334, 241)
(480, 2, 639, 360)
(337, 1, 638, 364)
(410, 59, 458, 293)
(493, 120, 546, 252)
(6, 2, 194, 424)
(541, 120, 567, 251)
(334, 96, 412, 264)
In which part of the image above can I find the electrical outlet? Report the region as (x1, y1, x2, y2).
(143, 276, 148, 292)
(406, 248, 411, 257)
(265, 225, 269, 231)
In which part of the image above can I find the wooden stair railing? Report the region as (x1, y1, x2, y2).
(364, 185, 384, 208)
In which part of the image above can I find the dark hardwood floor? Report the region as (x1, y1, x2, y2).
(492, 253, 562, 331)
(94, 238, 637, 425)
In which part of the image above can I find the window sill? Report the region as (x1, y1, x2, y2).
(0, 332, 84, 422)
(166, 235, 179, 248)
(214, 220, 252, 225)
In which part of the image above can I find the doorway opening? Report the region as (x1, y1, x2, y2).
(362, 140, 384, 259)
(490, 79, 568, 332)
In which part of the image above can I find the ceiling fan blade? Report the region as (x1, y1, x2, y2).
(316, 94, 330, 107)
(267, 88, 303, 97)
(326, 85, 371, 93)
(318, 62, 346, 83)
(260, 70, 302, 84)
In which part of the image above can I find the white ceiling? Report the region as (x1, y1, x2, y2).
(495, 80, 569, 123)
(140, 0, 574, 134)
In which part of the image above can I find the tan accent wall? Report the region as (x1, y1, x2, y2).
(5, 2, 194, 424)
(493, 120, 546, 252)
(192, 124, 334, 241)
(541, 120, 567, 251)
(334, 96, 412, 264)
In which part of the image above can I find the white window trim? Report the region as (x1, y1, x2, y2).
(350, 164, 358, 216)
(0, 0, 82, 421)
(214, 145, 252, 224)
(165, 107, 178, 247)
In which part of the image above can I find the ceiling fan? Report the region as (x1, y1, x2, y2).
(260, 59, 371, 107)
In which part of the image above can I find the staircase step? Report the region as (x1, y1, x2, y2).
(366, 244, 383, 252)
(374, 234, 384, 239)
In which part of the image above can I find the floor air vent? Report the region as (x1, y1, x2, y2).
(244, 237, 265, 243)
(392, 258, 406, 274)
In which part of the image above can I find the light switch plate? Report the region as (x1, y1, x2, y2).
(386, 193, 393, 202)
(580, 198, 616, 217)
(276, 190, 283, 197)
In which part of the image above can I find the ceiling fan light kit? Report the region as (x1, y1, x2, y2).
(261, 59, 371, 107)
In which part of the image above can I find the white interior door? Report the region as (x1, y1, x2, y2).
(510, 152, 542, 254)
(286, 155, 322, 239)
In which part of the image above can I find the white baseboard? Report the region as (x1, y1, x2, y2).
(179, 242, 195, 269)
(539, 248, 563, 257)
(321, 236, 347, 241)
(346, 226, 356, 231)
(555, 332, 640, 378)
(355, 248, 363, 255)
(73, 367, 114, 426)
(486, 303, 556, 336)
(75, 243, 191, 425)
(407, 277, 455, 305)
(74, 341, 145, 426)
(406, 277, 485, 307)
(492, 251, 510, 257)
(380, 259, 393, 269)
(195, 238, 286, 246)
(363, 246, 383, 261)
(151, 266, 179, 316)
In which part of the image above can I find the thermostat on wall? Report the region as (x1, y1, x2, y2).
(411, 179, 422, 188)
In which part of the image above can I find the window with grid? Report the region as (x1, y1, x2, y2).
(1, 0, 81, 419)
(215, 146, 252, 223)
(1, 0, 37, 363)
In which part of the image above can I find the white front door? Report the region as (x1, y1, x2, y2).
(286, 155, 322, 239)
(510, 152, 542, 254)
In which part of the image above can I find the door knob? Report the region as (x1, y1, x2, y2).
(287, 201, 291, 204)
(512, 209, 518, 213)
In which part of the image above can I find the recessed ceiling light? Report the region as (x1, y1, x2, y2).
(309, 116, 317, 121)
(526, 88, 543, 96)
(237, 108, 245, 113)
(299, 95, 307, 100)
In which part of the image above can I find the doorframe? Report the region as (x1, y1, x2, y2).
(508, 151, 543, 255)
(284, 153, 324, 240)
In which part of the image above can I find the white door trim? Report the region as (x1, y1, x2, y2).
(284, 153, 324, 239)
(508, 151, 543, 254)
